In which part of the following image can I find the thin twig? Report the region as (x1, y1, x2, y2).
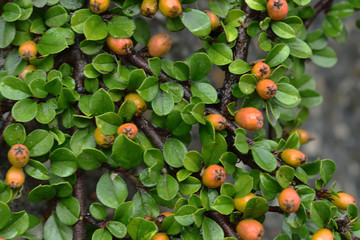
(206, 211, 240, 239)
(133, 116, 165, 150)
(73, 169, 86, 240)
(304, 0, 334, 28)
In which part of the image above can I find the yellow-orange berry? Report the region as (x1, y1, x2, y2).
(311, 228, 334, 240)
(290, 129, 314, 145)
(205, 114, 227, 131)
(234, 193, 257, 212)
(106, 36, 134, 55)
(280, 149, 307, 167)
(159, 0, 182, 18)
(151, 233, 169, 240)
(140, 0, 158, 18)
(202, 165, 226, 188)
(117, 123, 138, 140)
(267, 0, 288, 21)
(236, 219, 265, 240)
(235, 107, 263, 131)
(252, 62, 271, 80)
(18, 65, 36, 80)
(204, 10, 220, 31)
(6, 166, 25, 189)
(94, 128, 115, 148)
(124, 93, 147, 116)
(331, 192, 356, 210)
(89, 0, 110, 14)
(256, 79, 277, 99)
(18, 41, 37, 61)
(148, 33, 173, 57)
(8, 144, 30, 168)
(278, 188, 301, 213)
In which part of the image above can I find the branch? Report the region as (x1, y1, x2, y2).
(133, 116, 165, 150)
(83, 214, 109, 229)
(268, 206, 284, 214)
(304, 0, 334, 28)
(206, 211, 240, 239)
(0, 113, 14, 146)
(73, 169, 87, 240)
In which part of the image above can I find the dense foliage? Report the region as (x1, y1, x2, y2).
(0, 0, 359, 239)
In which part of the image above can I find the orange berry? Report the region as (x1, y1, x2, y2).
(158, 0, 182, 18)
(18, 65, 36, 80)
(151, 233, 169, 240)
(124, 93, 147, 116)
(6, 166, 25, 189)
(156, 212, 173, 226)
(278, 188, 301, 213)
(234, 193, 257, 212)
(256, 79, 277, 99)
(290, 129, 314, 145)
(94, 128, 115, 148)
(106, 36, 133, 55)
(8, 144, 30, 168)
(205, 114, 227, 131)
(252, 62, 271, 80)
(266, 0, 288, 21)
(236, 219, 265, 240)
(280, 149, 307, 167)
(148, 33, 173, 57)
(117, 123, 138, 140)
(89, 0, 110, 14)
(202, 165, 226, 188)
(235, 107, 263, 131)
(311, 228, 334, 240)
(18, 41, 37, 61)
(331, 192, 356, 210)
(140, 0, 158, 18)
(204, 10, 220, 31)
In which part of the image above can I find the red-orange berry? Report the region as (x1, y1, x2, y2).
(278, 188, 301, 213)
(204, 10, 220, 31)
(205, 114, 227, 131)
(89, 0, 110, 14)
(94, 128, 115, 148)
(290, 129, 314, 145)
(235, 107, 263, 131)
(236, 219, 265, 240)
(151, 233, 169, 240)
(159, 0, 182, 18)
(18, 41, 37, 61)
(256, 79, 278, 99)
(117, 123, 138, 140)
(252, 62, 271, 80)
(202, 165, 226, 188)
(106, 36, 133, 55)
(234, 193, 257, 212)
(267, 0, 288, 21)
(280, 149, 307, 167)
(124, 93, 147, 116)
(18, 65, 36, 80)
(8, 144, 30, 168)
(6, 166, 25, 189)
(140, 0, 158, 18)
(311, 228, 334, 240)
(148, 33, 173, 57)
(331, 192, 356, 210)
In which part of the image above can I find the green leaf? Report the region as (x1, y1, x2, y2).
(271, 22, 296, 39)
(96, 173, 128, 209)
(133, 191, 159, 218)
(162, 214, 182, 235)
(239, 74, 257, 95)
(293, 0, 311, 5)
(92, 229, 112, 240)
(114, 201, 134, 224)
(202, 217, 224, 240)
(191, 83, 217, 104)
(322, 15, 343, 37)
(209, 0, 230, 17)
(229, 59, 251, 75)
(71, 9, 92, 34)
(276, 165, 295, 188)
(44, 214, 72, 240)
(25, 159, 50, 180)
(84, 15, 108, 40)
(265, 43, 290, 67)
(5, 49, 26, 76)
(208, 43, 233, 66)
(92, 53, 116, 74)
(211, 196, 234, 215)
(37, 28, 68, 55)
(175, 205, 197, 226)
(181, 8, 211, 37)
(3, 123, 26, 146)
(56, 197, 80, 226)
(96, 112, 122, 135)
(300, 89, 323, 106)
(127, 217, 157, 240)
(164, 138, 187, 168)
(90, 88, 115, 116)
(225, 9, 246, 27)
(0, 211, 29, 239)
(243, 196, 269, 218)
(234, 129, 249, 154)
(274, 83, 301, 108)
(45, 5, 69, 27)
(203, 133, 227, 166)
(151, 90, 174, 116)
(320, 159, 336, 185)
(28, 185, 56, 202)
(282, 38, 313, 59)
(0, 202, 11, 230)
(137, 76, 159, 102)
(310, 200, 331, 228)
(50, 148, 77, 177)
(108, 16, 135, 38)
(90, 203, 107, 220)
(0, 17, 16, 48)
(245, 0, 267, 11)
(133, 18, 150, 45)
(157, 174, 180, 200)
(12, 98, 37, 122)
(118, 100, 137, 122)
(234, 174, 253, 197)
(252, 147, 278, 172)
(188, 52, 212, 81)
(148, 57, 162, 77)
(224, 24, 239, 41)
(311, 47, 337, 68)
(70, 128, 96, 156)
(111, 134, 144, 169)
(2, 3, 22, 22)
(183, 151, 202, 172)
(59, 0, 85, 10)
(25, 129, 54, 157)
(77, 148, 107, 170)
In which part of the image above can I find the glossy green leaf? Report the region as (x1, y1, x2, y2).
(274, 83, 301, 108)
(311, 47, 337, 68)
(44, 214, 72, 240)
(92, 53, 116, 74)
(2, 3, 22, 22)
(133, 191, 159, 218)
(0, 17, 16, 48)
(207, 43, 233, 65)
(84, 15, 108, 40)
(111, 134, 144, 169)
(96, 173, 128, 209)
(239, 74, 257, 95)
(181, 8, 211, 37)
(28, 185, 56, 202)
(282, 38, 313, 58)
(320, 159, 336, 185)
(45, 5, 69, 27)
(202, 217, 224, 240)
(114, 201, 134, 224)
(276, 165, 295, 188)
(157, 174, 179, 200)
(3, 123, 26, 146)
(90, 88, 115, 116)
(164, 138, 187, 168)
(56, 197, 80, 225)
(77, 148, 107, 170)
(310, 200, 332, 228)
(243, 196, 269, 218)
(152, 90, 174, 116)
(70, 128, 96, 156)
(127, 217, 157, 240)
(322, 15, 343, 37)
(108, 16, 135, 38)
(0, 202, 11, 230)
(71, 9, 93, 34)
(211, 195, 234, 215)
(25, 159, 50, 180)
(179, 177, 201, 195)
(191, 83, 217, 104)
(271, 22, 296, 39)
(245, 0, 267, 11)
(37, 28, 68, 55)
(203, 133, 227, 167)
(188, 52, 212, 81)
(25, 129, 54, 157)
(229, 59, 251, 75)
(92, 229, 112, 240)
(265, 43, 290, 67)
(252, 147, 277, 172)
(0, 211, 29, 239)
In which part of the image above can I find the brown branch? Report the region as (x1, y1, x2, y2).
(72, 37, 87, 94)
(206, 211, 240, 239)
(0, 113, 14, 146)
(73, 169, 87, 240)
(133, 116, 165, 150)
(83, 214, 109, 229)
(304, 0, 334, 28)
(268, 206, 284, 214)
